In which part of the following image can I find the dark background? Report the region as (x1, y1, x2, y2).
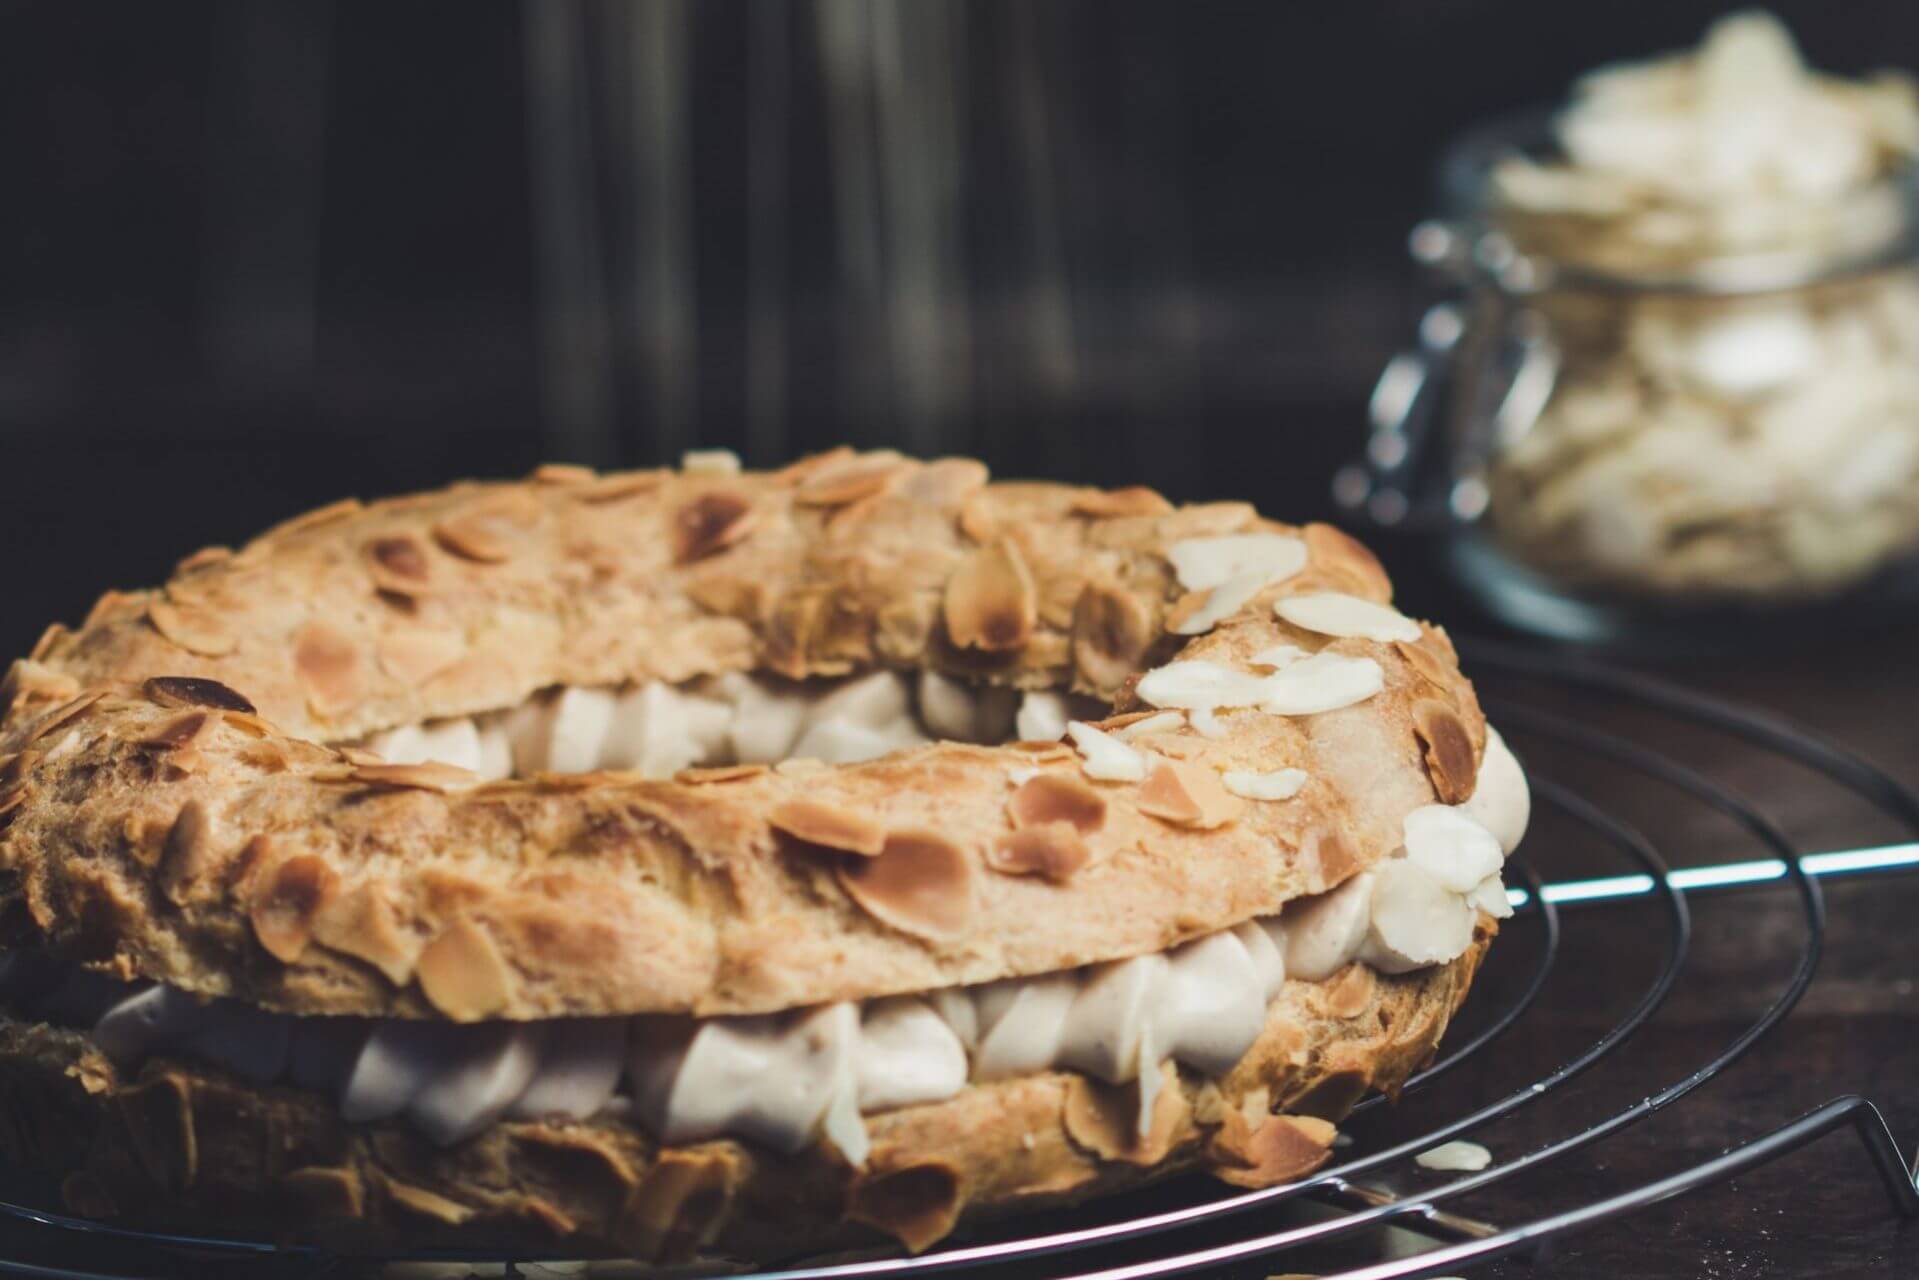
(7, 0, 1918, 658)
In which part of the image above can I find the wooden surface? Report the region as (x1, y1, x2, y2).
(0, 629, 1913, 1278)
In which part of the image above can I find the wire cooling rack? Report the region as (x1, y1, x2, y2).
(0, 644, 1914, 1279)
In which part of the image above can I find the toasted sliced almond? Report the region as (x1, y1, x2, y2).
(578, 471, 666, 503)
(173, 546, 233, 576)
(1207, 1111, 1337, 1188)
(1412, 699, 1478, 805)
(25, 689, 107, 743)
(312, 881, 421, 985)
(770, 798, 888, 856)
(258, 497, 364, 543)
(846, 1161, 966, 1255)
(249, 854, 341, 964)
(988, 823, 1091, 881)
(349, 761, 478, 793)
(532, 463, 596, 485)
(142, 676, 256, 714)
(794, 453, 910, 507)
(1063, 1064, 1188, 1165)
(1007, 773, 1108, 833)
(1070, 486, 1173, 518)
(138, 711, 213, 753)
(1324, 962, 1377, 1018)
(147, 599, 236, 657)
(434, 509, 521, 563)
(672, 491, 757, 563)
(677, 763, 768, 784)
(377, 627, 467, 686)
(1393, 637, 1454, 692)
(943, 537, 1037, 652)
(899, 457, 989, 506)
(1137, 758, 1245, 828)
(293, 621, 364, 717)
(157, 799, 213, 904)
(1071, 581, 1154, 689)
(838, 829, 976, 941)
(416, 916, 515, 1020)
(363, 536, 433, 595)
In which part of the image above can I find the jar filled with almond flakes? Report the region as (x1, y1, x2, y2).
(1341, 12, 1919, 647)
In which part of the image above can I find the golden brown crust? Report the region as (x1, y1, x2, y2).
(0, 454, 1487, 1019)
(0, 934, 1487, 1263)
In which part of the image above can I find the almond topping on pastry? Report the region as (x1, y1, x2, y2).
(1071, 581, 1155, 690)
(293, 621, 364, 717)
(943, 537, 1038, 652)
(1063, 1063, 1190, 1165)
(1412, 698, 1478, 805)
(672, 491, 757, 563)
(1206, 1110, 1337, 1188)
(147, 599, 237, 657)
(363, 535, 433, 595)
(847, 1160, 967, 1255)
(348, 761, 479, 793)
(1137, 758, 1245, 829)
(142, 675, 256, 714)
(793, 453, 910, 507)
(769, 798, 888, 856)
(249, 852, 341, 963)
(1070, 486, 1174, 518)
(838, 829, 977, 940)
(433, 498, 536, 564)
(1007, 773, 1108, 834)
(988, 824, 1092, 881)
(376, 627, 467, 687)
(415, 916, 515, 1020)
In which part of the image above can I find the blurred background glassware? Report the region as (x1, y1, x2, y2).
(1340, 13, 1919, 652)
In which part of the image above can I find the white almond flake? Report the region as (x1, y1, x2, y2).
(1113, 711, 1184, 740)
(1135, 660, 1273, 712)
(1065, 721, 1147, 782)
(1260, 652, 1384, 714)
(820, 1075, 871, 1167)
(1274, 592, 1422, 643)
(1402, 805, 1505, 893)
(1015, 690, 1071, 742)
(1166, 533, 1308, 592)
(1415, 1140, 1493, 1172)
(41, 729, 82, 764)
(1170, 569, 1266, 635)
(681, 448, 742, 475)
(1006, 765, 1040, 786)
(1468, 874, 1516, 920)
(1248, 644, 1308, 670)
(1188, 706, 1229, 739)
(1221, 768, 1309, 801)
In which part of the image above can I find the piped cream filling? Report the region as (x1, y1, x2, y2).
(356, 668, 1104, 781)
(0, 728, 1527, 1161)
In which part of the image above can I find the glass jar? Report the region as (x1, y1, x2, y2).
(1340, 108, 1919, 651)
